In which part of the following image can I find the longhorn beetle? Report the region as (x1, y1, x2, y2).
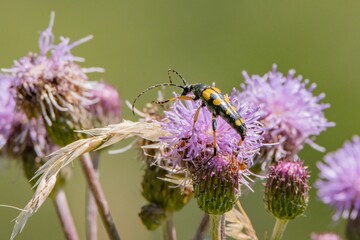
(132, 69, 247, 164)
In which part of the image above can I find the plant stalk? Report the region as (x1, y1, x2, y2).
(80, 153, 120, 240)
(86, 152, 100, 240)
(162, 212, 176, 240)
(52, 188, 79, 240)
(210, 214, 225, 240)
(270, 218, 289, 240)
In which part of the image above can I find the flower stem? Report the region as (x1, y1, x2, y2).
(192, 214, 210, 240)
(270, 218, 289, 240)
(52, 188, 79, 240)
(210, 214, 225, 240)
(162, 212, 176, 240)
(80, 153, 120, 240)
(86, 152, 100, 240)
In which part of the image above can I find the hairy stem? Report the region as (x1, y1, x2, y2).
(80, 153, 120, 240)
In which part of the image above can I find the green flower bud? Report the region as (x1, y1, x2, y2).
(264, 160, 309, 220)
(139, 164, 192, 230)
(193, 158, 239, 215)
(138, 203, 167, 230)
(141, 165, 192, 212)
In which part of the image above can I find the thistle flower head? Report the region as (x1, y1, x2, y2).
(264, 160, 309, 220)
(0, 75, 67, 186)
(238, 65, 334, 166)
(316, 136, 360, 221)
(20, 118, 72, 188)
(193, 153, 249, 215)
(2, 13, 104, 145)
(141, 165, 192, 211)
(138, 203, 167, 230)
(0, 75, 53, 158)
(160, 89, 263, 172)
(158, 88, 263, 214)
(0, 75, 26, 155)
(87, 82, 121, 127)
(139, 165, 192, 229)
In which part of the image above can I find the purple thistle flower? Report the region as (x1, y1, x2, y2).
(158, 89, 263, 214)
(0, 75, 66, 186)
(159, 88, 264, 211)
(87, 82, 122, 127)
(160, 89, 263, 173)
(0, 75, 32, 157)
(316, 136, 360, 221)
(0, 75, 58, 160)
(237, 65, 334, 165)
(0, 75, 22, 152)
(2, 13, 105, 145)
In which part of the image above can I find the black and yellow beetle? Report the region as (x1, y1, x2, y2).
(132, 69, 247, 161)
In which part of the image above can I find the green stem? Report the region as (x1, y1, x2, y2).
(210, 214, 225, 240)
(162, 212, 176, 240)
(270, 218, 289, 240)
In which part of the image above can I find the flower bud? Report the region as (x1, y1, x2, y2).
(141, 165, 192, 212)
(193, 156, 240, 215)
(138, 203, 167, 230)
(264, 160, 309, 220)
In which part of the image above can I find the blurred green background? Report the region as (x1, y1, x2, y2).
(0, 1, 359, 239)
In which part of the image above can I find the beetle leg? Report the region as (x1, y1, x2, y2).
(181, 103, 204, 140)
(212, 114, 217, 157)
(202, 114, 218, 166)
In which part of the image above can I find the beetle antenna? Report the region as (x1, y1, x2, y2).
(168, 69, 188, 85)
(132, 83, 184, 115)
